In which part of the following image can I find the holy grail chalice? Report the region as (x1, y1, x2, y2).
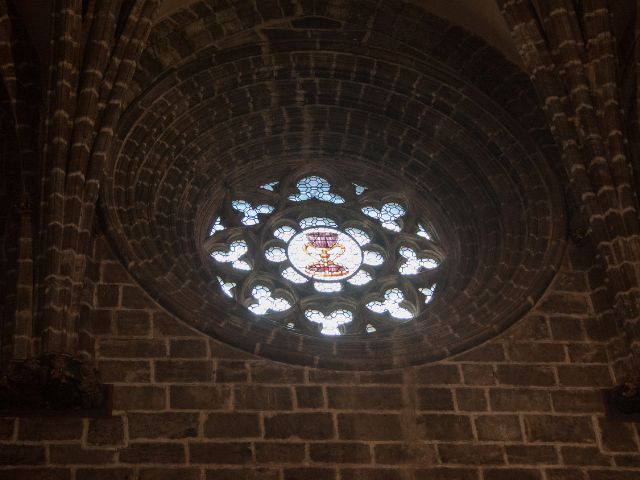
(303, 231, 349, 278)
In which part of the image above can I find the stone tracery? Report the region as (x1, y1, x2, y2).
(208, 173, 443, 336)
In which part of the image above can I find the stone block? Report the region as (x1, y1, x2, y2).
(496, 365, 555, 386)
(417, 414, 473, 441)
(99, 339, 166, 358)
(411, 469, 479, 480)
(556, 365, 612, 387)
(215, 360, 249, 382)
(505, 445, 557, 464)
(483, 469, 542, 480)
(561, 446, 612, 466)
(170, 339, 208, 358)
(374, 443, 436, 464)
(77, 469, 134, 480)
(206, 469, 280, 480)
(475, 415, 523, 441)
(456, 388, 488, 411)
(524, 415, 595, 443)
(438, 444, 504, 465)
(254, 442, 306, 463)
(113, 386, 166, 410)
(155, 360, 213, 382)
(283, 469, 336, 480)
(264, 413, 333, 439)
(340, 469, 403, 480)
(234, 386, 293, 410)
(190, 442, 252, 464)
(598, 418, 639, 452)
(170, 385, 231, 409)
(49, 445, 116, 464)
(0, 469, 70, 480)
(128, 412, 200, 439)
(327, 387, 403, 410)
(88, 416, 125, 446)
(119, 443, 185, 463)
(99, 360, 151, 383)
(250, 363, 305, 383)
(138, 469, 200, 480)
(295, 386, 325, 409)
(414, 364, 460, 384)
(121, 285, 151, 308)
(0, 445, 45, 465)
(338, 413, 402, 440)
(311, 442, 371, 463)
(204, 412, 261, 438)
(490, 389, 551, 411)
(18, 418, 83, 441)
(115, 310, 151, 336)
(416, 387, 454, 410)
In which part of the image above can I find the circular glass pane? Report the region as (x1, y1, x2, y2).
(287, 227, 363, 282)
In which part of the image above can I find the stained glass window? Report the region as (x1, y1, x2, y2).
(398, 246, 439, 275)
(419, 284, 436, 304)
(211, 240, 251, 271)
(305, 309, 353, 335)
(217, 277, 236, 298)
(274, 225, 297, 242)
(206, 171, 443, 336)
(366, 288, 413, 319)
(362, 202, 406, 231)
(417, 224, 432, 240)
(299, 217, 337, 229)
(248, 285, 291, 314)
(354, 183, 367, 195)
(289, 176, 345, 204)
(209, 217, 225, 236)
(232, 200, 274, 226)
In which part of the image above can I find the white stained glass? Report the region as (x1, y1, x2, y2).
(398, 246, 439, 275)
(366, 324, 376, 333)
(288, 176, 345, 204)
(419, 285, 436, 304)
(366, 288, 414, 320)
(354, 183, 367, 195)
(361, 202, 406, 232)
(287, 228, 363, 282)
(347, 270, 372, 286)
(217, 276, 236, 298)
(363, 250, 384, 266)
(417, 224, 432, 240)
(274, 225, 297, 242)
(261, 181, 279, 191)
(248, 285, 291, 314)
(211, 240, 251, 271)
(232, 200, 275, 226)
(305, 309, 353, 335)
(314, 282, 342, 293)
(209, 217, 225, 236)
(299, 217, 337, 229)
(344, 227, 370, 246)
(265, 246, 287, 263)
(281, 267, 309, 284)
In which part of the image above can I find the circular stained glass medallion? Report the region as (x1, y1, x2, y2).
(287, 228, 363, 281)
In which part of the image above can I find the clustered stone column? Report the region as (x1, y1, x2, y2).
(498, 0, 640, 376)
(0, 0, 160, 364)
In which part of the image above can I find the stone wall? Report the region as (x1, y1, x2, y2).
(0, 233, 637, 480)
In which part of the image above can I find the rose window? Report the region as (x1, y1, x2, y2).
(205, 172, 445, 336)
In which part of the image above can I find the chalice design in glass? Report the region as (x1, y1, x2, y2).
(303, 231, 349, 278)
